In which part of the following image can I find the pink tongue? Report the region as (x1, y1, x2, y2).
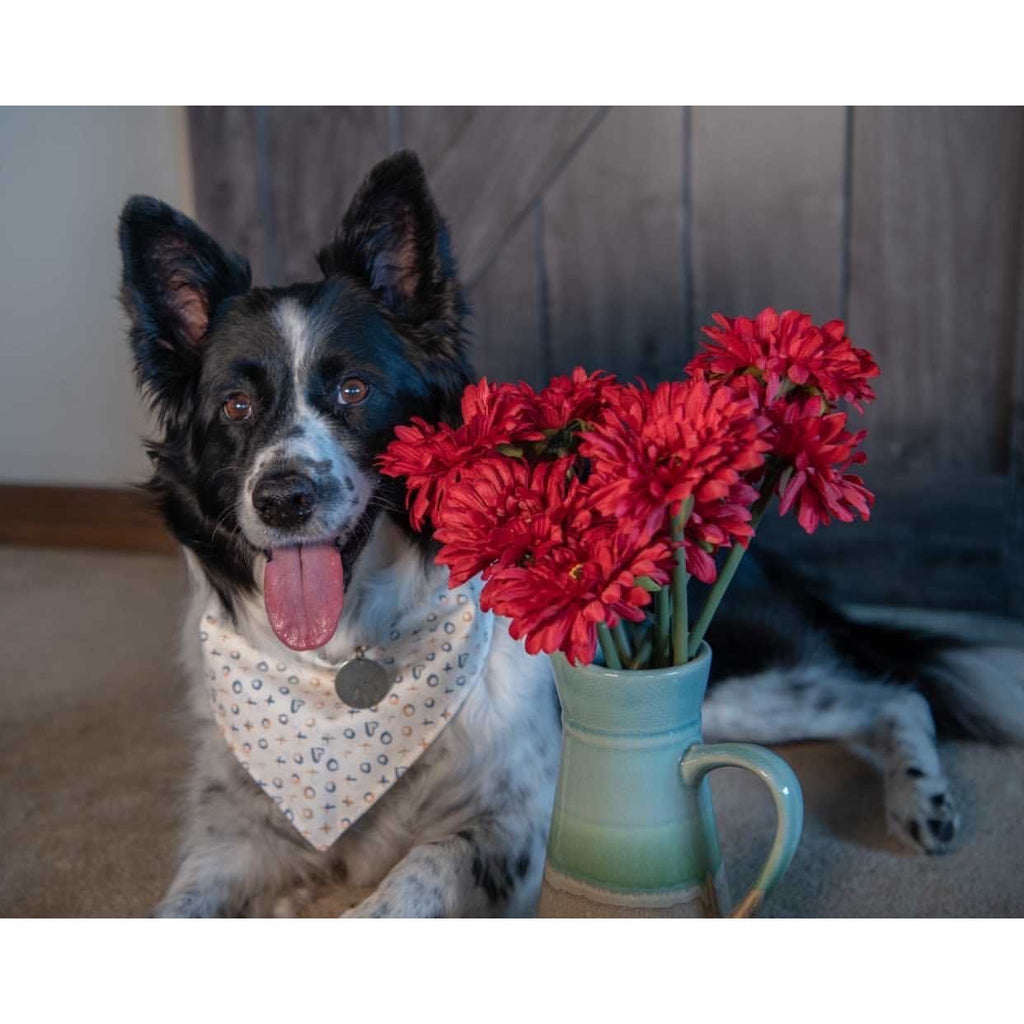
(264, 542, 344, 651)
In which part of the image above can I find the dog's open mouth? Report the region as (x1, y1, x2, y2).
(263, 541, 344, 651)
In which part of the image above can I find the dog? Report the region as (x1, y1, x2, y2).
(119, 151, 1024, 917)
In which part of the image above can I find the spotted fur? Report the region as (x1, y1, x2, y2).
(702, 558, 1024, 854)
(156, 524, 558, 918)
(122, 153, 559, 917)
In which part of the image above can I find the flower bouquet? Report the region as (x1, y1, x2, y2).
(379, 307, 878, 672)
(379, 306, 879, 917)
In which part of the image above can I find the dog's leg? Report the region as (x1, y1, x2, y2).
(343, 816, 546, 918)
(701, 663, 960, 853)
(154, 733, 328, 917)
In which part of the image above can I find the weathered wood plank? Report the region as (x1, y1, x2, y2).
(0, 485, 176, 555)
(543, 106, 686, 382)
(188, 108, 270, 284)
(419, 107, 605, 288)
(848, 107, 1024, 473)
(464, 209, 544, 386)
(400, 107, 476, 174)
(690, 107, 846, 332)
(265, 107, 392, 285)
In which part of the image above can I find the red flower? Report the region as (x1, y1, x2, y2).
(772, 397, 874, 534)
(684, 480, 761, 582)
(481, 527, 671, 665)
(529, 366, 621, 431)
(432, 457, 580, 587)
(382, 334, 879, 667)
(378, 378, 538, 529)
(378, 418, 466, 530)
(688, 307, 879, 411)
(581, 379, 770, 546)
(458, 377, 538, 437)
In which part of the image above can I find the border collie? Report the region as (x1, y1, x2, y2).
(119, 151, 1024, 917)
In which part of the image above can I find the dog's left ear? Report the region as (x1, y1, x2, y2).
(317, 151, 460, 328)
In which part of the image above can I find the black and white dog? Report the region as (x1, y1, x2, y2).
(119, 151, 1024, 917)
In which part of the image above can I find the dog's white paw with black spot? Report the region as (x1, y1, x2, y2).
(885, 767, 961, 854)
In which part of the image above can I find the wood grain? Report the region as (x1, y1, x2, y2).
(188, 108, 271, 285)
(400, 107, 476, 174)
(543, 106, 686, 382)
(690, 107, 846, 332)
(415, 107, 605, 288)
(464, 209, 545, 386)
(0, 486, 176, 555)
(848, 107, 1024, 473)
(265, 107, 392, 285)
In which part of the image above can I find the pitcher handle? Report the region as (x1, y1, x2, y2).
(680, 742, 803, 918)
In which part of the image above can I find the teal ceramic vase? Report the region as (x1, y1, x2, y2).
(536, 643, 803, 917)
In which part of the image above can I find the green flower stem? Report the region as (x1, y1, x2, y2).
(671, 497, 695, 666)
(628, 634, 654, 670)
(628, 618, 646, 649)
(597, 622, 622, 670)
(686, 473, 779, 659)
(656, 585, 671, 667)
(612, 620, 633, 664)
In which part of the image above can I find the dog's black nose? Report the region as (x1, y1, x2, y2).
(252, 472, 318, 529)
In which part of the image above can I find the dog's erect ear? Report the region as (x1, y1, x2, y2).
(317, 151, 460, 326)
(119, 196, 251, 421)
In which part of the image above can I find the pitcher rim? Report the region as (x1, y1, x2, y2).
(553, 640, 711, 682)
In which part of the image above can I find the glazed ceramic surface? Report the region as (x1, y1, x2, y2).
(537, 643, 803, 917)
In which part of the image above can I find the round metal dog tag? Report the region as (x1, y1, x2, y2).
(334, 653, 391, 709)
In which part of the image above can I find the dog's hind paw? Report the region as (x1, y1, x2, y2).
(885, 770, 961, 854)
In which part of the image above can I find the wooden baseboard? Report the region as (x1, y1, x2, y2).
(0, 484, 178, 555)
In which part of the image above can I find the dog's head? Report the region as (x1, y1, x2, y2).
(119, 151, 471, 651)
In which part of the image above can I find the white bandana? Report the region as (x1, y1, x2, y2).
(200, 577, 493, 850)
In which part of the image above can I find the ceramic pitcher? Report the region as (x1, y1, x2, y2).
(536, 642, 803, 918)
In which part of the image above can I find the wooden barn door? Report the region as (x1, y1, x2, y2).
(187, 106, 1024, 616)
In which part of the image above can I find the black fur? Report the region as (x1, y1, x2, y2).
(119, 196, 252, 430)
(317, 150, 464, 334)
(119, 152, 473, 616)
(706, 547, 1002, 743)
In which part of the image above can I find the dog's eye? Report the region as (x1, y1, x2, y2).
(337, 377, 369, 406)
(223, 392, 254, 422)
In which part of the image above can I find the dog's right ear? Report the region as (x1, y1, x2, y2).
(119, 196, 251, 424)
(316, 151, 460, 330)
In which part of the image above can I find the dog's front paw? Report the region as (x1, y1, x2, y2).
(885, 769, 961, 854)
(342, 877, 447, 918)
(342, 899, 392, 918)
(155, 882, 316, 918)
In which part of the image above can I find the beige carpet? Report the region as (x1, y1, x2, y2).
(1, 544, 1022, 917)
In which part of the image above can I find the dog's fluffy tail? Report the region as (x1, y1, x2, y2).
(912, 643, 1024, 744)
(758, 551, 1024, 744)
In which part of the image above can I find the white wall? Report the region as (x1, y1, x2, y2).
(0, 107, 195, 486)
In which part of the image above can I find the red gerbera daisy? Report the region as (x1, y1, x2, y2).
(481, 526, 671, 665)
(684, 480, 761, 583)
(432, 457, 580, 587)
(772, 397, 874, 534)
(378, 378, 538, 529)
(581, 379, 770, 544)
(688, 307, 879, 411)
(529, 366, 621, 431)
